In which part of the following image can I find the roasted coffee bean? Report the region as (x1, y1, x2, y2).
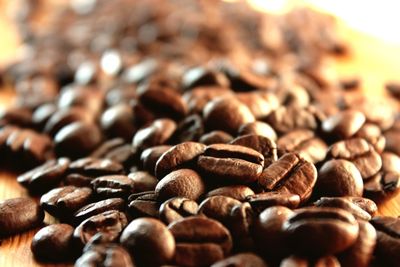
(91, 175, 135, 198)
(211, 253, 267, 267)
(155, 169, 205, 201)
(128, 191, 159, 218)
(370, 216, 400, 267)
(322, 109, 366, 139)
(203, 96, 255, 135)
(74, 198, 125, 224)
(224, 67, 273, 92)
(155, 142, 206, 179)
(227, 202, 255, 251)
(57, 86, 103, 116)
(90, 138, 126, 158)
(0, 106, 33, 128)
(132, 118, 176, 151)
(100, 104, 136, 141)
(32, 103, 57, 130)
(17, 158, 70, 194)
(230, 134, 277, 167)
(314, 197, 372, 221)
(247, 192, 300, 213)
(31, 224, 75, 262)
(182, 67, 230, 90)
(238, 121, 277, 141)
(69, 157, 124, 177)
(171, 114, 204, 143)
(0, 197, 44, 236)
(120, 218, 175, 266)
(280, 255, 340, 267)
(159, 197, 198, 224)
(40, 186, 93, 219)
(283, 207, 359, 256)
(169, 216, 233, 267)
(198, 144, 264, 184)
(277, 129, 327, 164)
(55, 122, 102, 158)
(140, 145, 172, 175)
(384, 126, 400, 156)
(353, 98, 395, 131)
(75, 243, 135, 267)
(128, 171, 158, 192)
(102, 143, 138, 169)
(253, 206, 294, 261)
(315, 159, 364, 197)
(236, 91, 280, 119)
(345, 196, 378, 216)
(206, 185, 255, 201)
(198, 196, 242, 225)
(74, 210, 128, 245)
(199, 130, 233, 145)
(355, 123, 386, 153)
(338, 220, 376, 267)
(328, 138, 382, 179)
(258, 153, 317, 202)
(183, 86, 233, 114)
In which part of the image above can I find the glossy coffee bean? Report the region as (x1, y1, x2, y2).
(159, 197, 198, 224)
(128, 171, 158, 192)
(238, 121, 277, 141)
(183, 86, 233, 114)
(171, 114, 204, 143)
(73, 198, 125, 224)
(100, 104, 136, 141)
(91, 175, 135, 198)
(140, 145, 172, 175)
(198, 196, 242, 225)
(0, 197, 44, 236)
(75, 243, 134, 267)
(205, 185, 255, 202)
(322, 109, 366, 139)
(199, 130, 234, 145)
(211, 253, 267, 267)
(128, 191, 159, 218)
(247, 192, 300, 213)
(182, 67, 230, 90)
(121, 218, 175, 266)
(236, 91, 280, 119)
(314, 197, 372, 221)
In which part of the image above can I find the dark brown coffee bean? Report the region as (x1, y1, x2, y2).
(258, 153, 317, 202)
(199, 130, 233, 145)
(355, 123, 386, 153)
(236, 91, 280, 119)
(277, 129, 327, 164)
(40, 186, 93, 219)
(182, 67, 230, 90)
(31, 224, 75, 262)
(198, 144, 264, 184)
(100, 104, 136, 141)
(74, 210, 128, 245)
(69, 157, 124, 177)
(132, 118, 177, 151)
(76, 243, 134, 267)
(168, 216, 232, 267)
(314, 197, 372, 221)
(74, 198, 125, 224)
(231, 134, 278, 167)
(328, 138, 382, 179)
(155, 169, 205, 201)
(247, 192, 300, 213)
(17, 158, 70, 194)
(120, 217, 175, 266)
(224, 67, 273, 92)
(206, 185, 255, 201)
(155, 142, 206, 179)
(228, 202, 255, 251)
(315, 159, 364, 197)
(128, 171, 158, 192)
(32, 103, 57, 130)
(159, 197, 198, 224)
(280, 255, 340, 267)
(55, 122, 102, 158)
(238, 121, 277, 141)
(198, 196, 242, 224)
(322, 109, 366, 139)
(171, 114, 204, 143)
(338, 220, 376, 267)
(58, 86, 103, 116)
(128, 191, 159, 218)
(283, 207, 359, 256)
(90, 138, 126, 158)
(253, 206, 294, 261)
(0, 197, 44, 236)
(370, 216, 400, 267)
(91, 175, 135, 198)
(183, 86, 233, 114)
(140, 145, 172, 175)
(211, 253, 267, 267)
(0, 106, 32, 128)
(203, 96, 255, 135)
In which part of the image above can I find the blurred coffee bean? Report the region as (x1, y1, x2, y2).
(236, 91, 280, 119)
(74, 198, 125, 224)
(140, 145, 172, 175)
(280, 255, 340, 267)
(199, 130, 233, 145)
(345, 196, 378, 216)
(355, 123, 386, 153)
(132, 118, 176, 151)
(0, 106, 33, 128)
(322, 109, 366, 139)
(238, 121, 277, 141)
(32, 103, 57, 130)
(247, 192, 300, 213)
(384, 125, 400, 156)
(182, 67, 230, 90)
(90, 138, 126, 158)
(128, 191, 159, 218)
(183, 86, 233, 114)
(206, 185, 255, 201)
(100, 104, 136, 141)
(314, 197, 372, 221)
(75, 243, 135, 267)
(198, 196, 242, 225)
(91, 175, 135, 199)
(211, 253, 267, 267)
(128, 171, 158, 192)
(353, 98, 395, 131)
(386, 82, 400, 99)
(58, 85, 103, 116)
(159, 197, 198, 225)
(171, 114, 204, 143)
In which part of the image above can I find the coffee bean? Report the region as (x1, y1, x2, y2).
(203, 96, 255, 135)
(236, 91, 280, 119)
(283, 207, 359, 256)
(315, 159, 363, 197)
(182, 67, 230, 90)
(345, 196, 378, 216)
(258, 153, 317, 202)
(328, 138, 382, 179)
(370, 216, 400, 267)
(224, 67, 272, 92)
(277, 129, 327, 164)
(386, 82, 400, 99)
(91, 175, 135, 199)
(155, 169, 205, 201)
(100, 104, 136, 141)
(230, 134, 277, 167)
(128, 191, 159, 218)
(314, 197, 372, 221)
(0, 197, 44, 236)
(228, 202, 255, 251)
(121, 218, 175, 266)
(355, 123, 386, 153)
(0, 107, 33, 128)
(199, 130, 233, 145)
(322, 109, 366, 139)
(128, 171, 158, 192)
(159, 197, 198, 224)
(32, 103, 58, 130)
(198, 144, 264, 184)
(247, 192, 300, 213)
(183, 86, 233, 114)
(140, 145, 172, 175)
(75, 243, 134, 267)
(168, 216, 232, 267)
(69, 157, 124, 176)
(238, 121, 277, 141)
(280, 255, 340, 267)
(353, 98, 395, 131)
(211, 253, 267, 267)
(31, 224, 75, 262)
(40, 186, 93, 220)
(17, 158, 70, 194)
(74, 198, 125, 224)
(198, 196, 242, 225)
(58, 86, 103, 116)
(74, 210, 128, 245)
(90, 138, 126, 158)
(206, 185, 255, 201)
(171, 114, 204, 143)
(155, 142, 206, 179)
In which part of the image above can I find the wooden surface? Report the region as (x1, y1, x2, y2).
(1, 6, 400, 267)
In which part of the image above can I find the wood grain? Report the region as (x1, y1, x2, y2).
(0, 6, 400, 267)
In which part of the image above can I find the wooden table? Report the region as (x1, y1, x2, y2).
(0, 7, 400, 267)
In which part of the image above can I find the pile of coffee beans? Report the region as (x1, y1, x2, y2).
(0, 0, 399, 266)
